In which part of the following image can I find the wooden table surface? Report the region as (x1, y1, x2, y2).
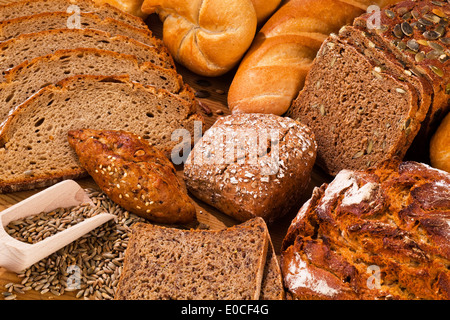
(0, 8, 332, 300)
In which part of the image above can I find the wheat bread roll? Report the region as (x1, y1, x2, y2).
(430, 112, 450, 173)
(141, 0, 257, 76)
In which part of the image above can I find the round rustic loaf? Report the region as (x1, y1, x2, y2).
(430, 112, 450, 173)
(141, 0, 257, 76)
(281, 160, 450, 300)
(183, 113, 317, 223)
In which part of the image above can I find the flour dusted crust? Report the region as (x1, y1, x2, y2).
(184, 113, 317, 223)
(281, 160, 450, 300)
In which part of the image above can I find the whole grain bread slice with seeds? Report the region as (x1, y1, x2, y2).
(0, 75, 203, 193)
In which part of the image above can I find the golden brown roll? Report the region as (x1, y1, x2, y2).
(141, 0, 257, 76)
(430, 112, 450, 173)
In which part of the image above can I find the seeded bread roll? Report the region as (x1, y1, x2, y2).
(68, 129, 196, 224)
(281, 161, 450, 300)
(183, 113, 317, 223)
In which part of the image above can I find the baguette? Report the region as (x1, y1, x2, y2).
(228, 0, 402, 115)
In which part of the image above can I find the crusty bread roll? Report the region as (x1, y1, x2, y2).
(93, 0, 147, 18)
(228, 0, 402, 115)
(250, 0, 282, 25)
(430, 112, 450, 173)
(142, 0, 257, 77)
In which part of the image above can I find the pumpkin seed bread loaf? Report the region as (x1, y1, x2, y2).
(68, 129, 196, 224)
(0, 75, 203, 193)
(281, 160, 450, 300)
(288, 0, 450, 175)
(114, 217, 270, 300)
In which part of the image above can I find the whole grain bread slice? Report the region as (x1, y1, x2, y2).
(0, 0, 147, 30)
(0, 47, 190, 122)
(0, 75, 203, 193)
(0, 11, 162, 48)
(114, 218, 269, 300)
(288, 34, 421, 176)
(0, 28, 175, 81)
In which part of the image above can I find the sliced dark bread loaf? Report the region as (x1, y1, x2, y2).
(0, 75, 203, 193)
(0, 48, 189, 121)
(0, 11, 162, 47)
(240, 218, 284, 300)
(353, 0, 450, 139)
(288, 34, 421, 175)
(0, 28, 175, 81)
(0, 0, 147, 30)
(114, 218, 269, 300)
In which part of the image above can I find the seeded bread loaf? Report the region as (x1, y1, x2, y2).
(353, 0, 450, 139)
(184, 113, 317, 223)
(0, 48, 188, 122)
(114, 217, 270, 300)
(288, 34, 421, 176)
(288, 0, 450, 176)
(0, 75, 203, 193)
(0, 0, 148, 30)
(281, 161, 450, 300)
(0, 28, 175, 82)
(68, 129, 197, 224)
(0, 11, 162, 46)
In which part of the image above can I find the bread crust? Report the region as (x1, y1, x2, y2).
(184, 113, 317, 223)
(68, 128, 197, 224)
(281, 160, 450, 300)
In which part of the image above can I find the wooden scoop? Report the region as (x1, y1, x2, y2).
(0, 180, 116, 273)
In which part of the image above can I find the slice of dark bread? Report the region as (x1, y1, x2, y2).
(0, 28, 175, 81)
(0, 75, 203, 193)
(0, 48, 188, 121)
(288, 34, 421, 176)
(0, 0, 147, 30)
(114, 218, 269, 300)
(0, 11, 162, 47)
